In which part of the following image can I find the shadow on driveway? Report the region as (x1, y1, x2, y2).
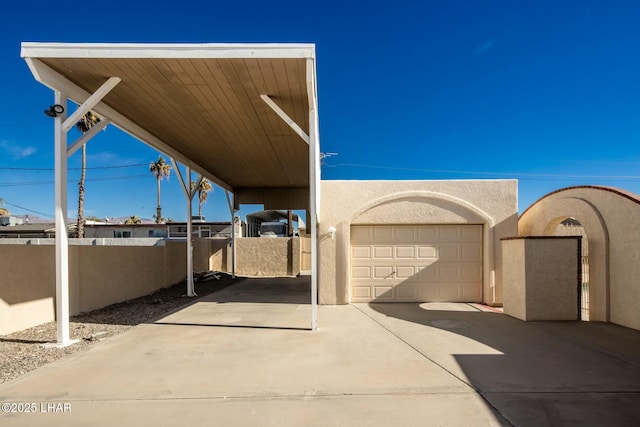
(364, 302, 640, 427)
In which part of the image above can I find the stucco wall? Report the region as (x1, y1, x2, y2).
(0, 245, 56, 336)
(0, 240, 192, 334)
(319, 180, 519, 305)
(0, 236, 302, 334)
(519, 186, 640, 331)
(503, 237, 579, 321)
(234, 238, 300, 277)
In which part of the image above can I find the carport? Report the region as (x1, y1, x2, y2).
(20, 42, 321, 345)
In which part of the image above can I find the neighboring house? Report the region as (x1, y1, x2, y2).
(0, 215, 25, 227)
(83, 222, 241, 239)
(0, 223, 60, 238)
(0, 221, 242, 239)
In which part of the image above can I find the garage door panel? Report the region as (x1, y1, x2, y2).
(351, 227, 371, 243)
(352, 286, 372, 299)
(417, 226, 437, 241)
(352, 246, 371, 259)
(395, 226, 415, 241)
(350, 225, 482, 303)
(395, 285, 417, 299)
(374, 286, 393, 299)
(395, 246, 415, 258)
(372, 226, 393, 242)
(418, 246, 437, 259)
(352, 266, 371, 279)
(417, 286, 438, 301)
(438, 284, 462, 300)
(461, 264, 482, 281)
(460, 244, 482, 261)
(373, 246, 393, 259)
(396, 266, 415, 279)
(461, 225, 482, 241)
(416, 265, 437, 280)
(439, 245, 460, 260)
(462, 285, 482, 300)
(438, 226, 459, 241)
(438, 264, 460, 281)
(373, 266, 394, 279)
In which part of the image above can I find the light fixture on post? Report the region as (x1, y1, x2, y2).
(44, 104, 65, 117)
(327, 226, 336, 240)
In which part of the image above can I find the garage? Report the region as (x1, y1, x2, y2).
(350, 224, 483, 303)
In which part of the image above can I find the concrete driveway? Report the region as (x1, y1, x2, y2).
(1, 277, 640, 426)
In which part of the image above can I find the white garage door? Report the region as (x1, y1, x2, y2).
(350, 225, 483, 303)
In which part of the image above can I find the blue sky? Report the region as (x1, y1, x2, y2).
(1, 1, 640, 222)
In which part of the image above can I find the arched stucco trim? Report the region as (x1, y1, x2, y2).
(348, 190, 496, 227)
(521, 185, 640, 219)
(337, 190, 498, 304)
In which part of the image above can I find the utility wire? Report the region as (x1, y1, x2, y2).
(0, 174, 149, 187)
(0, 200, 53, 219)
(323, 162, 640, 180)
(0, 163, 148, 171)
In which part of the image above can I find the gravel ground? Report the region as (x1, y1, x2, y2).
(0, 273, 239, 385)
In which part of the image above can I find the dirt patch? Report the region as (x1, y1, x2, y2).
(0, 273, 239, 384)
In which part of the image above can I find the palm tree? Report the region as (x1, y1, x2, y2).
(75, 111, 100, 238)
(149, 156, 171, 223)
(191, 178, 213, 218)
(0, 197, 7, 216)
(125, 215, 142, 224)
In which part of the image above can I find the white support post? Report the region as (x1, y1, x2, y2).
(307, 57, 320, 332)
(171, 158, 196, 297)
(53, 92, 75, 347)
(225, 191, 236, 278)
(186, 166, 195, 296)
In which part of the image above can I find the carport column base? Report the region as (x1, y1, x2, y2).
(41, 339, 80, 349)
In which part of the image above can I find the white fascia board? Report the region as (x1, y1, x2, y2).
(21, 42, 315, 59)
(25, 58, 233, 192)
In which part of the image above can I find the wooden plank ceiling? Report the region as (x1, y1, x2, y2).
(40, 56, 310, 190)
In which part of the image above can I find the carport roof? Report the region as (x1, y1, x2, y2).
(20, 43, 317, 192)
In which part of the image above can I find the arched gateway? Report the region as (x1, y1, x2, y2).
(519, 186, 640, 331)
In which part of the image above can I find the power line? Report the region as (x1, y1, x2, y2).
(0, 163, 148, 171)
(0, 200, 53, 219)
(323, 162, 640, 181)
(0, 174, 150, 187)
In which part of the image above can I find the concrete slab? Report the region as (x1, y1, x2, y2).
(1, 278, 639, 426)
(357, 302, 640, 426)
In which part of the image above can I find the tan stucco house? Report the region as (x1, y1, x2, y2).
(6, 42, 639, 341)
(318, 180, 517, 306)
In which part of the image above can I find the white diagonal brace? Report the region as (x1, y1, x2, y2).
(62, 77, 121, 132)
(192, 175, 204, 200)
(67, 118, 110, 157)
(25, 58, 233, 192)
(260, 94, 310, 144)
(171, 158, 190, 199)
